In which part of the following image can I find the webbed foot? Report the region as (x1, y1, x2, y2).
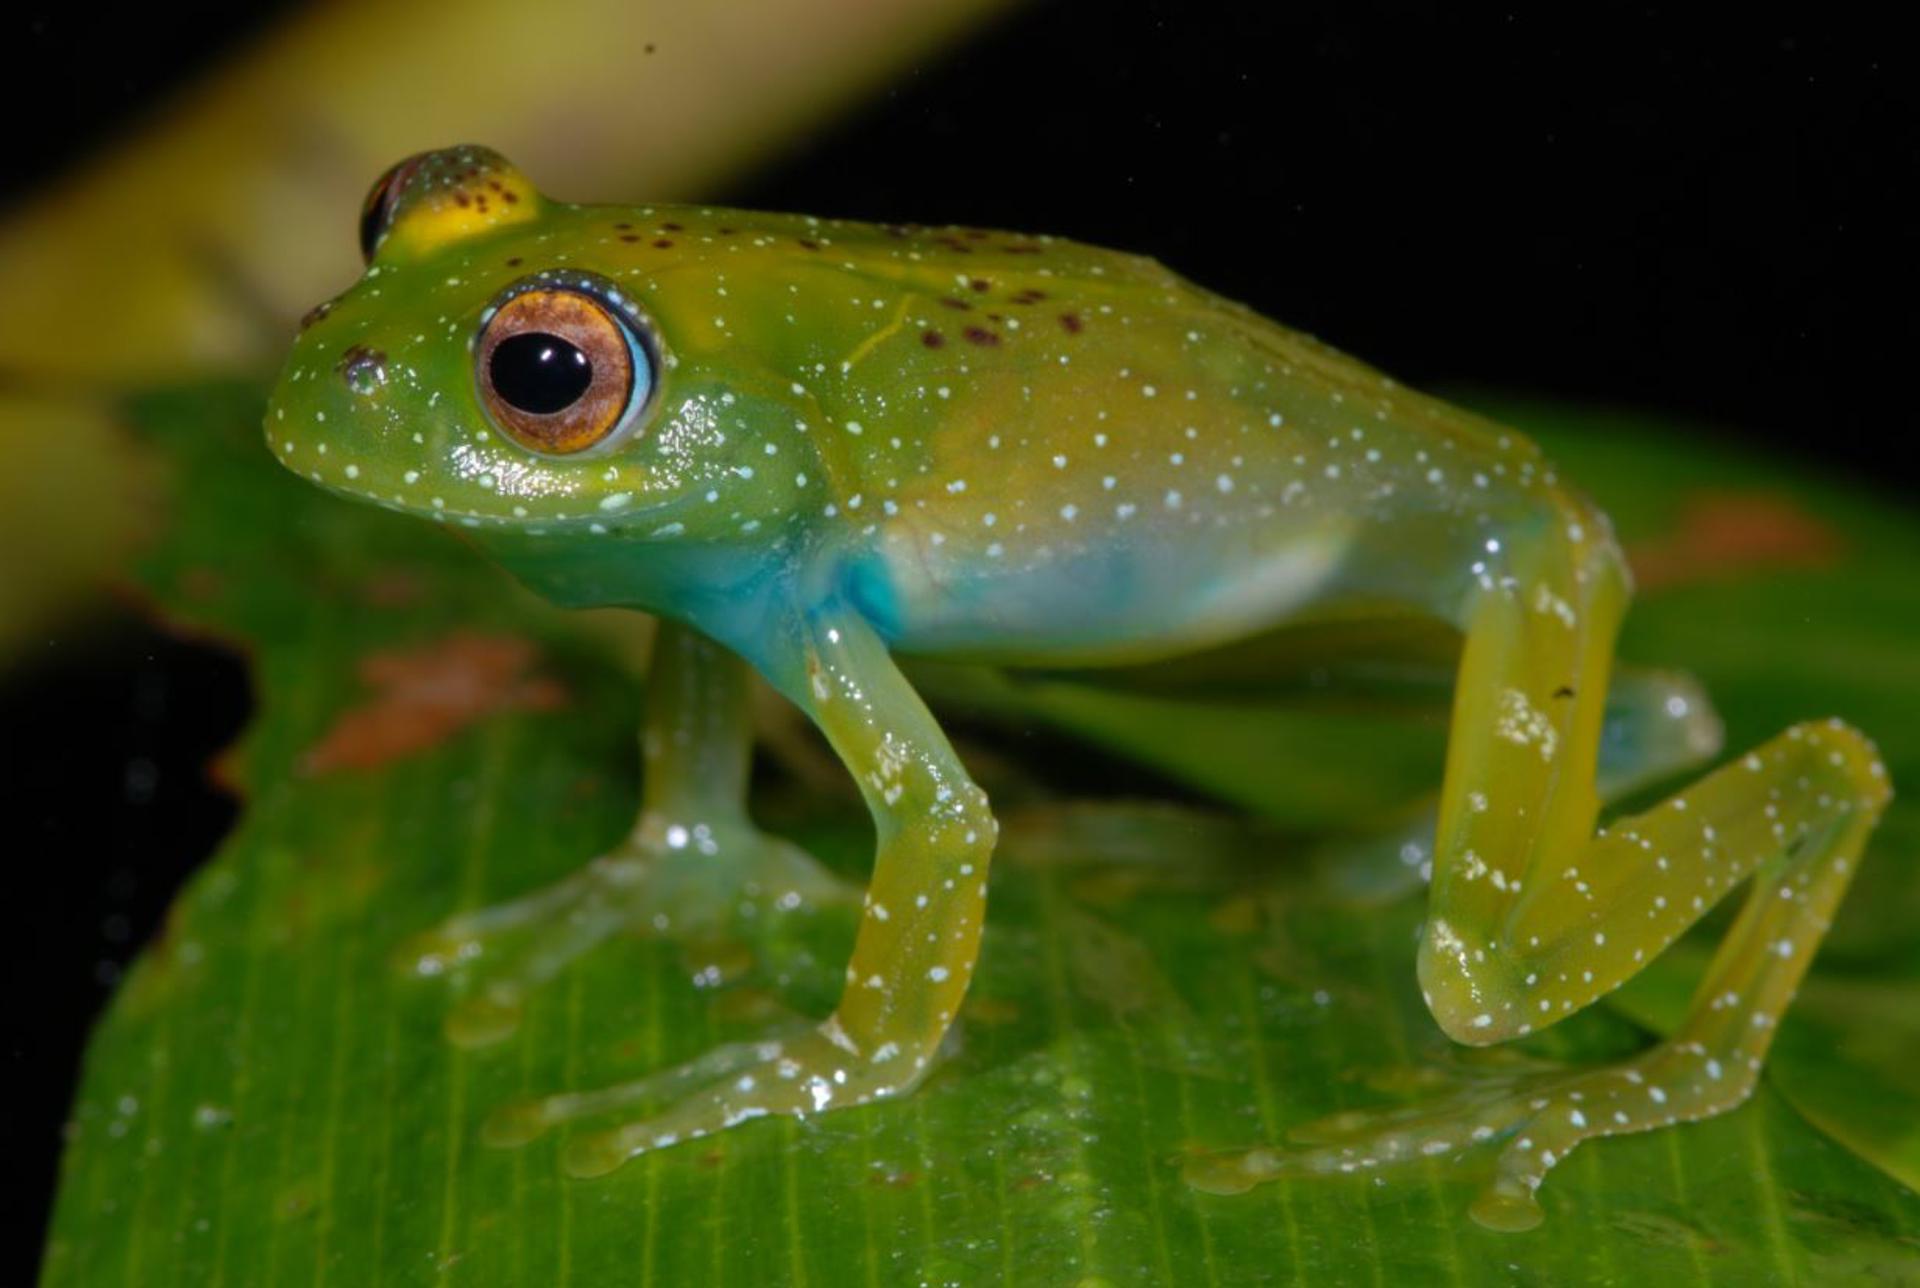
(482, 1018, 929, 1175)
(402, 818, 856, 1047)
(1181, 1041, 1754, 1232)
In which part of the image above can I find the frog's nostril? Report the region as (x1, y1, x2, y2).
(338, 344, 388, 396)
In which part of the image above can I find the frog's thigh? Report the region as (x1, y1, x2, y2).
(1416, 516, 1886, 1041)
(1312, 660, 1723, 901)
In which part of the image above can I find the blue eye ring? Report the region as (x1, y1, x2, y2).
(474, 271, 661, 457)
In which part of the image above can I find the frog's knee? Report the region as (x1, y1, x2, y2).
(927, 780, 998, 850)
(1416, 917, 1532, 1045)
(1787, 718, 1892, 814)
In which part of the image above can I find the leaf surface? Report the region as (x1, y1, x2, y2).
(40, 385, 1920, 1284)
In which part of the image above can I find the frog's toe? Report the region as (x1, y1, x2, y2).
(1181, 1081, 1530, 1203)
(528, 1023, 917, 1178)
(398, 925, 482, 977)
(480, 1035, 793, 1148)
(445, 984, 526, 1048)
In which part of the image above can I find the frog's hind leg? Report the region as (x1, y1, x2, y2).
(1318, 662, 1725, 902)
(404, 621, 855, 1047)
(1185, 493, 1891, 1231)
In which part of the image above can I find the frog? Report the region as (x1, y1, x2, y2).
(266, 145, 1891, 1231)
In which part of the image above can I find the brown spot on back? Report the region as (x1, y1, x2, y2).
(1626, 491, 1845, 592)
(653, 238, 675, 248)
(796, 238, 821, 251)
(1060, 313, 1084, 333)
(619, 233, 640, 243)
(922, 329, 945, 348)
(299, 300, 334, 332)
(940, 297, 972, 311)
(963, 326, 1001, 347)
(968, 278, 991, 293)
(300, 632, 567, 775)
(505, 256, 523, 267)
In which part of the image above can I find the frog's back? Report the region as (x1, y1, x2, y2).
(741, 214, 1561, 662)
(528, 199, 1567, 662)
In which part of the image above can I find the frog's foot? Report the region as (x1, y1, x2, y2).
(1182, 1041, 1754, 1232)
(401, 819, 856, 1047)
(481, 1019, 925, 1174)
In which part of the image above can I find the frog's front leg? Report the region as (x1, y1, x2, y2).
(407, 620, 852, 1047)
(1187, 498, 1891, 1231)
(500, 602, 996, 1176)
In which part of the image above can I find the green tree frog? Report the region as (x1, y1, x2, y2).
(267, 146, 1890, 1231)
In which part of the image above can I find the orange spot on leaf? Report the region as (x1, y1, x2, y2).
(360, 571, 422, 607)
(301, 631, 566, 774)
(1626, 491, 1844, 592)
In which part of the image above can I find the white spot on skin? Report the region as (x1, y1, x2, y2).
(1496, 688, 1560, 761)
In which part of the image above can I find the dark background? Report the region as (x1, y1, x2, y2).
(6, 1, 1913, 1272)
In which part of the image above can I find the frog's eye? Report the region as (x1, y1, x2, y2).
(357, 157, 413, 264)
(475, 288, 654, 455)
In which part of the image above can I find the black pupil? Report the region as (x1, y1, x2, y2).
(490, 332, 593, 413)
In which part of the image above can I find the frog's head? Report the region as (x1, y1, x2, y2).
(267, 146, 813, 608)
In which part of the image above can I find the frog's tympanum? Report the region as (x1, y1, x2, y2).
(269, 146, 1890, 1231)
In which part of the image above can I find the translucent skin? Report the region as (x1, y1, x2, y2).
(269, 147, 1891, 1230)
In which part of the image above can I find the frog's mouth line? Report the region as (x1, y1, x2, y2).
(271, 438, 702, 544)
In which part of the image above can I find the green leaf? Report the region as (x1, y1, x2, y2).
(41, 384, 1920, 1283)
